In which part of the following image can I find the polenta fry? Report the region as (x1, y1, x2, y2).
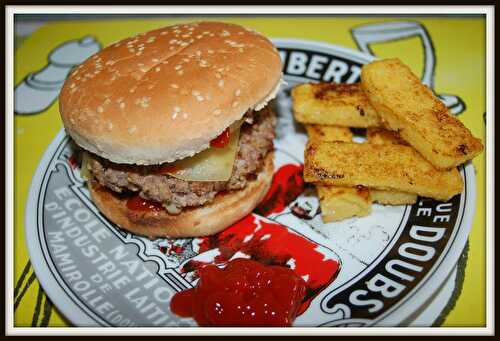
(371, 189, 417, 205)
(366, 127, 408, 145)
(304, 141, 463, 201)
(317, 185, 372, 222)
(361, 58, 483, 169)
(305, 124, 353, 142)
(292, 83, 381, 128)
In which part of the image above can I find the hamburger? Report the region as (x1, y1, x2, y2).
(59, 21, 283, 238)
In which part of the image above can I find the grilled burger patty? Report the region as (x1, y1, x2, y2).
(87, 107, 276, 212)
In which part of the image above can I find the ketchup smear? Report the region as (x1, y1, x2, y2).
(170, 258, 307, 327)
(126, 195, 163, 212)
(210, 127, 230, 148)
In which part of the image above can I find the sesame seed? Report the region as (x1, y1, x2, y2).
(174, 65, 182, 70)
(170, 83, 179, 88)
(117, 97, 124, 103)
(213, 109, 222, 115)
(174, 106, 181, 112)
(128, 126, 137, 134)
(160, 31, 168, 35)
(196, 95, 204, 102)
(218, 80, 224, 88)
(192, 90, 200, 96)
(136, 52, 143, 56)
(107, 122, 113, 130)
(120, 102, 126, 109)
(169, 39, 177, 44)
(182, 113, 188, 119)
(177, 70, 184, 75)
(215, 73, 222, 79)
(196, 35, 203, 39)
(152, 58, 160, 63)
(97, 106, 104, 113)
(232, 102, 238, 108)
(155, 67, 161, 72)
(235, 89, 241, 96)
(182, 58, 189, 63)
(147, 84, 155, 90)
(172, 112, 178, 120)
(207, 49, 214, 54)
(135, 96, 151, 108)
(70, 83, 76, 88)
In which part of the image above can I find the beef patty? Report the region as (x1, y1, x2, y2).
(87, 106, 276, 213)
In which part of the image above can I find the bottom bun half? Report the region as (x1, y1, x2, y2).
(89, 152, 274, 238)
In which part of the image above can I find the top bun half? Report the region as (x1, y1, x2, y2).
(59, 21, 282, 165)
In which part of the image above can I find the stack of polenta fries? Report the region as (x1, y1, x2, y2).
(291, 58, 483, 223)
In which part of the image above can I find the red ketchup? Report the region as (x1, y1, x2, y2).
(210, 127, 230, 148)
(126, 195, 163, 212)
(170, 258, 307, 327)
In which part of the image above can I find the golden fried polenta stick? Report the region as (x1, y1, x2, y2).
(366, 128, 416, 204)
(317, 185, 372, 222)
(305, 124, 353, 142)
(304, 141, 463, 201)
(367, 127, 408, 145)
(370, 189, 417, 205)
(361, 58, 483, 169)
(305, 125, 368, 221)
(292, 83, 382, 128)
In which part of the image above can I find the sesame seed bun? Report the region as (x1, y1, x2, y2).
(88, 152, 274, 238)
(59, 21, 282, 165)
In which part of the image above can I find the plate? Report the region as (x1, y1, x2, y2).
(25, 39, 476, 327)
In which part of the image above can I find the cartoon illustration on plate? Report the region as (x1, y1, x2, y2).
(14, 36, 101, 115)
